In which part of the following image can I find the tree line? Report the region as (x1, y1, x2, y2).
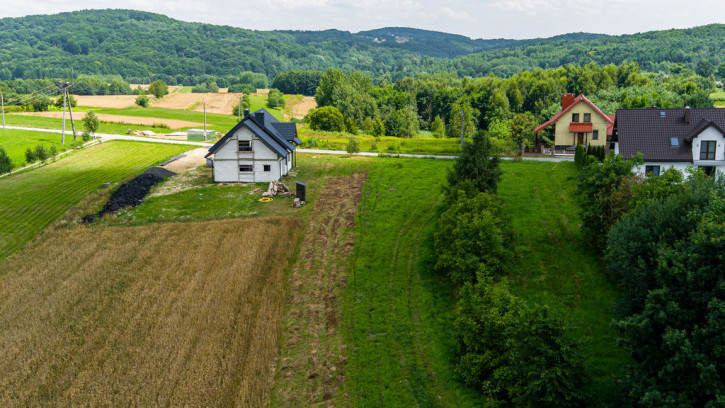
(304, 62, 715, 153)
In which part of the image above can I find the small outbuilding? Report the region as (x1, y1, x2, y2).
(205, 109, 300, 183)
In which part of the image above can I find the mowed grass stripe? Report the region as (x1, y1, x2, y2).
(0, 141, 190, 260)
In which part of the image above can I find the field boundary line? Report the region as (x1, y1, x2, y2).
(0, 139, 101, 179)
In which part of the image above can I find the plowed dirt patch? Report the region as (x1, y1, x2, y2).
(15, 111, 203, 129)
(0, 217, 300, 407)
(273, 173, 367, 406)
(191, 93, 242, 115)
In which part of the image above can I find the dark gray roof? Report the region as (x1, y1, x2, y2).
(271, 122, 301, 145)
(615, 108, 725, 162)
(206, 109, 298, 159)
(252, 109, 296, 151)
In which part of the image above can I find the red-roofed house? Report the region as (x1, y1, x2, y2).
(534, 94, 614, 150)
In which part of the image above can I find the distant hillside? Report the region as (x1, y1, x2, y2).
(0, 9, 722, 82)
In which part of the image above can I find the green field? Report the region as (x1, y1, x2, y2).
(498, 161, 627, 395)
(0, 141, 190, 260)
(299, 128, 462, 155)
(0, 128, 83, 168)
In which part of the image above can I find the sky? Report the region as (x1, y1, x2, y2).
(1, 0, 724, 39)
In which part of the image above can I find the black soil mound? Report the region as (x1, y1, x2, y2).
(143, 166, 176, 178)
(82, 170, 173, 223)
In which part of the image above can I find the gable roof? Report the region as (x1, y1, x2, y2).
(271, 122, 302, 145)
(205, 109, 296, 159)
(534, 95, 614, 136)
(615, 108, 725, 162)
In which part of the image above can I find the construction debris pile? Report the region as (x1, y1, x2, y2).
(82, 167, 175, 223)
(262, 181, 294, 198)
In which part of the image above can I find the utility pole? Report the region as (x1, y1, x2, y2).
(57, 81, 71, 145)
(1, 94, 5, 130)
(203, 102, 207, 141)
(66, 88, 77, 140)
(460, 109, 465, 149)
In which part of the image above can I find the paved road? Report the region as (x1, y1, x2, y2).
(4, 125, 573, 161)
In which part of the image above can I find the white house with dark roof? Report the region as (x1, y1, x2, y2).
(205, 109, 300, 183)
(612, 107, 725, 177)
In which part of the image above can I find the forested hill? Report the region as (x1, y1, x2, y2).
(0, 9, 722, 83)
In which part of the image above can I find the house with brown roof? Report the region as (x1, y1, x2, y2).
(612, 107, 725, 176)
(534, 94, 614, 152)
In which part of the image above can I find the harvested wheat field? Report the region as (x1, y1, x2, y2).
(0, 217, 300, 407)
(14, 111, 203, 129)
(288, 95, 317, 120)
(73, 95, 139, 109)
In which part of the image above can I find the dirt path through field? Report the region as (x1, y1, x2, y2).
(289, 96, 317, 120)
(272, 173, 367, 406)
(14, 111, 204, 129)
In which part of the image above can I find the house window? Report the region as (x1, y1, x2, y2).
(700, 141, 716, 160)
(238, 140, 252, 152)
(263, 165, 271, 172)
(670, 137, 679, 146)
(571, 113, 579, 122)
(239, 164, 253, 172)
(583, 113, 591, 122)
(645, 165, 660, 176)
(592, 130, 599, 140)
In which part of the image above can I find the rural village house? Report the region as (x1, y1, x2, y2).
(534, 94, 614, 152)
(612, 107, 725, 177)
(205, 109, 300, 183)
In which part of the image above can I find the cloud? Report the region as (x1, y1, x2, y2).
(440, 6, 474, 22)
(490, 0, 554, 14)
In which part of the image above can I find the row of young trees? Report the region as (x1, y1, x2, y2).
(433, 133, 588, 406)
(304, 62, 715, 152)
(575, 156, 725, 407)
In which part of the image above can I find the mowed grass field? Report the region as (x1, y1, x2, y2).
(498, 161, 627, 396)
(0, 141, 189, 260)
(0, 129, 80, 168)
(0, 217, 300, 406)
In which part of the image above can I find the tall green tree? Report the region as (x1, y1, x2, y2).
(148, 80, 168, 99)
(447, 131, 502, 195)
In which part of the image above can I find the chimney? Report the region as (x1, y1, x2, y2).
(243, 109, 250, 119)
(684, 107, 691, 124)
(562, 94, 576, 110)
(255, 111, 265, 124)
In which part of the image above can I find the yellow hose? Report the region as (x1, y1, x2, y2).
(258, 197, 273, 203)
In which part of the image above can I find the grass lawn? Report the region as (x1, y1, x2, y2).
(342, 158, 484, 407)
(299, 128, 462, 155)
(498, 160, 628, 398)
(0, 128, 83, 168)
(0, 141, 190, 260)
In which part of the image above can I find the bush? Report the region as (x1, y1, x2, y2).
(431, 115, 445, 138)
(447, 132, 502, 196)
(34, 144, 49, 162)
(346, 136, 360, 154)
(228, 83, 255, 94)
(267, 88, 286, 108)
(54, 94, 77, 108)
(135, 94, 149, 107)
(574, 144, 586, 169)
(83, 111, 100, 135)
(192, 80, 219, 93)
(371, 118, 385, 137)
(0, 146, 12, 173)
(232, 95, 251, 116)
(148, 80, 168, 99)
(31, 96, 51, 112)
(25, 147, 36, 164)
(49, 144, 58, 158)
(435, 192, 513, 285)
(455, 280, 587, 407)
(132, 87, 146, 95)
(306, 106, 344, 131)
(345, 117, 358, 134)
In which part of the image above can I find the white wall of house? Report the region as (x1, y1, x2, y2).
(691, 126, 725, 166)
(211, 126, 291, 183)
